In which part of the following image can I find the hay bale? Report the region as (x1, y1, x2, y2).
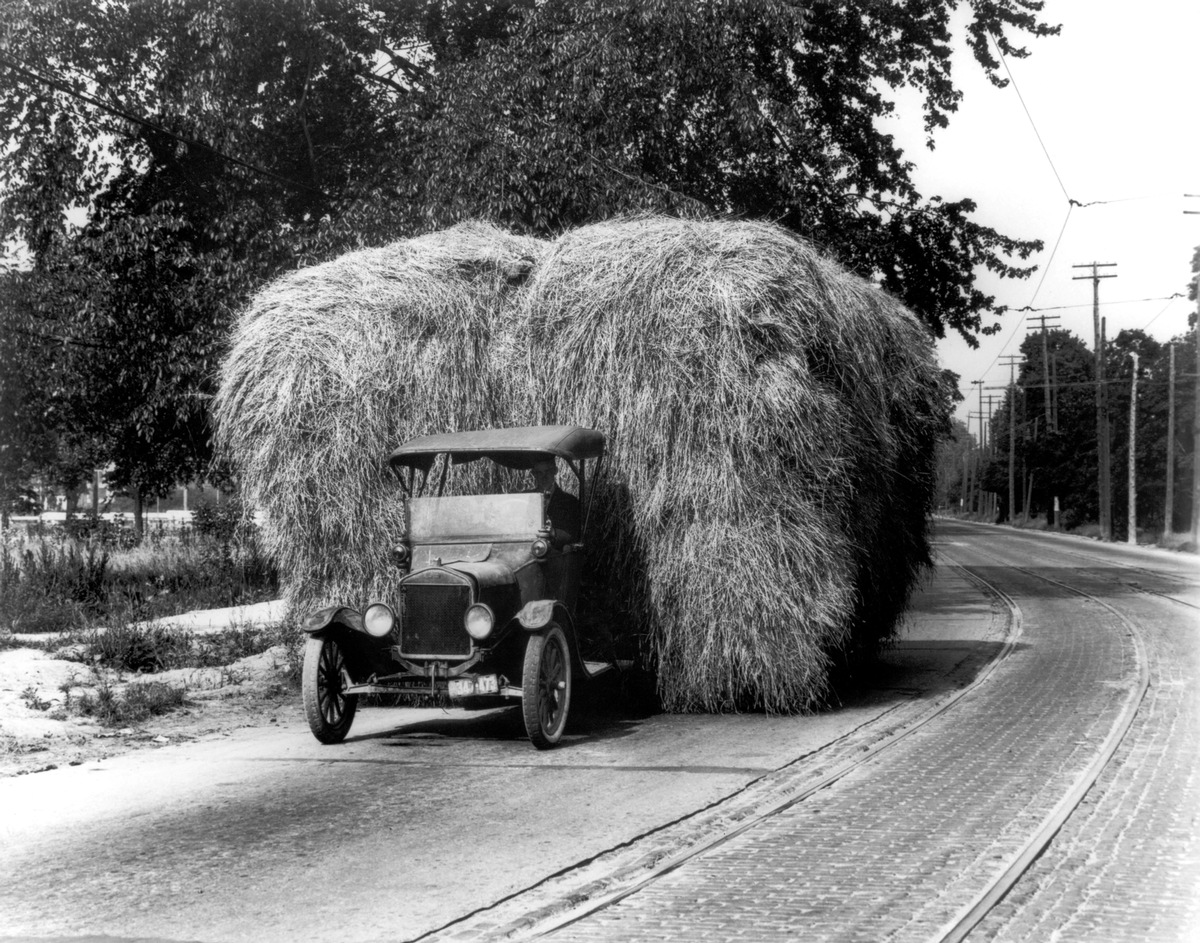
(215, 215, 944, 714)
(515, 217, 945, 713)
(213, 222, 545, 609)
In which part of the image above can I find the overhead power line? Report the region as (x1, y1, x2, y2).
(1016, 293, 1185, 313)
(989, 32, 1069, 202)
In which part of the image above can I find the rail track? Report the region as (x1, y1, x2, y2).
(417, 530, 1164, 943)
(930, 542, 1151, 943)
(946, 520, 1199, 612)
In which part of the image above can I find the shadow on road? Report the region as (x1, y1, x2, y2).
(829, 639, 1020, 710)
(339, 677, 653, 749)
(964, 566, 1193, 599)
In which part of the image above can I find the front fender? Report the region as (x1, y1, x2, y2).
(516, 599, 565, 631)
(302, 605, 367, 637)
(302, 606, 395, 680)
(516, 601, 597, 679)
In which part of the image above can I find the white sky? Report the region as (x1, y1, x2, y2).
(885, 0, 1200, 433)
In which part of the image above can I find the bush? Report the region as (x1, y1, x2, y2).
(83, 621, 281, 673)
(0, 537, 109, 633)
(191, 500, 252, 543)
(84, 622, 191, 673)
(75, 675, 187, 726)
(63, 513, 137, 549)
(0, 528, 278, 634)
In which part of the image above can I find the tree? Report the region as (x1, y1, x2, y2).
(410, 0, 1057, 343)
(1, 1, 1060, 535)
(935, 418, 973, 510)
(0, 0, 490, 529)
(1108, 329, 1195, 537)
(27, 214, 225, 535)
(986, 329, 1096, 526)
(0, 270, 47, 522)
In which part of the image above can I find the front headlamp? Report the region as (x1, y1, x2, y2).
(364, 603, 396, 638)
(464, 603, 495, 641)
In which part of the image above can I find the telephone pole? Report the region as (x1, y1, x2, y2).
(1028, 313, 1061, 525)
(970, 379, 985, 516)
(1183, 197, 1199, 543)
(1001, 355, 1022, 524)
(1128, 351, 1139, 545)
(1027, 313, 1061, 432)
(1164, 344, 1176, 539)
(1073, 262, 1117, 541)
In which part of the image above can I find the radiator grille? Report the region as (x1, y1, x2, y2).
(400, 583, 472, 657)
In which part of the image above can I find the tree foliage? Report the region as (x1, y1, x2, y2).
(0, 0, 1059, 524)
(966, 326, 1195, 534)
(411, 0, 1056, 341)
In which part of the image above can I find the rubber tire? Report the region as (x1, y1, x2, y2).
(522, 624, 572, 749)
(302, 635, 358, 744)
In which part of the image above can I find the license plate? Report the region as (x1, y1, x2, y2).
(448, 675, 499, 698)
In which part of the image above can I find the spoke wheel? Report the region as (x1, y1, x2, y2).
(522, 624, 572, 749)
(302, 635, 358, 744)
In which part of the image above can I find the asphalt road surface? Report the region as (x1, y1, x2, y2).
(0, 521, 1195, 942)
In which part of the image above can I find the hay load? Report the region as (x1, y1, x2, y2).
(215, 216, 945, 714)
(517, 218, 946, 713)
(213, 222, 545, 608)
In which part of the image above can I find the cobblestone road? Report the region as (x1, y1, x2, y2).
(535, 523, 1198, 942)
(974, 535, 1200, 942)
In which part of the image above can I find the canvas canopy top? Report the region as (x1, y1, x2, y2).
(388, 425, 605, 473)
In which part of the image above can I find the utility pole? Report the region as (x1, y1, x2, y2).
(1165, 344, 1175, 539)
(1002, 355, 1022, 524)
(1073, 262, 1118, 541)
(1027, 313, 1061, 432)
(1128, 351, 1139, 545)
(971, 379, 985, 517)
(1028, 313, 1060, 526)
(1183, 197, 1199, 543)
(1193, 277, 1200, 544)
(986, 394, 998, 519)
(962, 451, 972, 514)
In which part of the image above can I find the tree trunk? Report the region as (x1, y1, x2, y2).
(132, 486, 145, 542)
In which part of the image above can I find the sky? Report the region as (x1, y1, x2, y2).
(884, 0, 1200, 434)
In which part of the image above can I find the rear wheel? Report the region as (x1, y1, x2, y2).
(522, 624, 572, 749)
(302, 635, 358, 744)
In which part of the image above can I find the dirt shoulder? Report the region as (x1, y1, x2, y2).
(0, 642, 301, 776)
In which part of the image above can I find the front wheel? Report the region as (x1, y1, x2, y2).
(302, 635, 358, 744)
(522, 624, 572, 749)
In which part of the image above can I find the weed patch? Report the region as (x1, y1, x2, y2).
(74, 672, 188, 727)
(81, 622, 281, 674)
(1, 527, 278, 635)
(20, 686, 51, 711)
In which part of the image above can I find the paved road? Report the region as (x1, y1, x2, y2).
(0, 554, 999, 942)
(0, 522, 1194, 942)
(530, 522, 1199, 942)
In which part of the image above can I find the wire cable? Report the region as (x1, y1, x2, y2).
(1018, 293, 1184, 314)
(1024, 202, 1072, 310)
(1141, 296, 1184, 332)
(989, 32, 1070, 203)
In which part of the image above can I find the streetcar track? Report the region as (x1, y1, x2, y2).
(417, 537, 1159, 943)
(932, 540, 1152, 943)
(1009, 542, 1200, 612)
(943, 519, 1199, 612)
(414, 558, 1025, 942)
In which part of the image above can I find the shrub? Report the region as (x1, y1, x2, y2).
(83, 621, 281, 673)
(75, 674, 187, 726)
(85, 622, 194, 673)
